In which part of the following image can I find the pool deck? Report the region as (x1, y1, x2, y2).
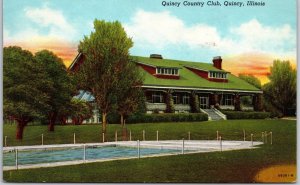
(3, 140, 263, 171)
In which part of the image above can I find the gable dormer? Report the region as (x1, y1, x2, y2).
(208, 71, 228, 82)
(135, 54, 180, 79)
(185, 66, 228, 82)
(155, 67, 180, 79)
(185, 56, 228, 82)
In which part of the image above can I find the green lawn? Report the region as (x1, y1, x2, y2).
(3, 119, 296, 183)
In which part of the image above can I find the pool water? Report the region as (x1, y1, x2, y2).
(3, 146, 179, 166)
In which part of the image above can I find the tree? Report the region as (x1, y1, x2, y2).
(115, 60, 144, 127)
(263, 60, 296, 116)
(76, 19, 133, 133)
(238, 74, 262, 107)
(35, 50, 75, 131)
(190, 93, 200, 113)
(69, 99, 93, 125)
(165, 90, 175, 113)
(238, 74, 262, 89)
(3, 46, 52, 140)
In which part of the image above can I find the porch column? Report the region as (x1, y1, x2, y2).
(234, 94, 241, 111)
(253, 94, 263, 111)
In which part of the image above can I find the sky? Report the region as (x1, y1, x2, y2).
(3, 0, 297, 84)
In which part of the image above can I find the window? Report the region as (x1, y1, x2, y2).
(173, 94, 180, 104)
(221, 94, 233, 105)
(157, 67, 179, 75)
(182, 94, 190, 104)
(152, 92, 165, 103)
(209, 72, 227, 79)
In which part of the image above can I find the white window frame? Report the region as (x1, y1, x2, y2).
(173, 94, 180, 104)
(182, 94, 190, 105)
(209, 71, 227, 79)
(152, 92, 164, 103)
(221, 94, 233, 106)
(156, 67, 179, 76)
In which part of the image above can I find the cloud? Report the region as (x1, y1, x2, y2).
(24, 6, 76, 39)
(223, 19, 295, 54)
(4, 5, 78, 66)
(125, 10, 296, 57)
(124, 10, 221, 49)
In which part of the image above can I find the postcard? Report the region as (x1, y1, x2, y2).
(3, 0, 297, 183)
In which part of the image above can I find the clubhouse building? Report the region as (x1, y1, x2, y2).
(69, 54, 263, 121)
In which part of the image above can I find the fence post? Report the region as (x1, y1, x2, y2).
(220, 136, 222, 152)
(42, 134, 44, 146)
(129, 130, 132, 141)
(102, 132, 105, 143)
(5, 136, 7, 147)
(137, 140, 140, 159)
(270, 132, 272, 145)
(251, 134, 253, 147)
(83, 144, 86, 162)
(73, 133, 76, 144)
(115, 130, 118, 142)
(265, 131, 267, 144)
(262, 132, 264, 143)
(143, 130, 145, 141)
(243, 129, 246, 141)
(217, 131, 219, 140)
(182, 138, 185, 154)
(188, 131, 191, 141)
(15, 149, 18, 170)
(156, 130, 159, 142)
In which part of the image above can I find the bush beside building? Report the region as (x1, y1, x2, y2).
(221, 110, 270, 119)
(126, 113, 208, 123)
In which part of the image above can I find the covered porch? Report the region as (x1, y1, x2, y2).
(144, 89, 263, 113)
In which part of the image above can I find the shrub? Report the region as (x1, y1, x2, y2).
(165, 92, 175, 113)
(127, 113, 208, 123)
(221, 110, 270, 119)
(190, 94, 200, 113)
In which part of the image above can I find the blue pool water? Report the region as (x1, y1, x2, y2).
(3, 146, 179, 166)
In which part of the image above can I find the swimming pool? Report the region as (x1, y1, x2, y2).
(3, 145, 179, 167)
(3, 140, 262, 170)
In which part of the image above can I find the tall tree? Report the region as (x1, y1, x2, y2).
(263, 60, 296, 116)
(76, 19, 133, 133)
(3, 46, 52, 140)
(115, 60, 144, 127)
(35, 50, 75, 131)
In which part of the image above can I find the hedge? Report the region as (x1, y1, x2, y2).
(126, 113, 208, 123)
(221, 110, 271, 119)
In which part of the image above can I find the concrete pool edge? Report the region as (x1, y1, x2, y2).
(3, 140, 263, 171)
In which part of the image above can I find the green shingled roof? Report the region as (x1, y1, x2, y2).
(132, 56, 261, 92)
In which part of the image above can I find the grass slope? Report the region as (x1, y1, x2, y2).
(3, 119, 296, 183)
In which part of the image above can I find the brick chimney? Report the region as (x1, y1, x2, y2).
(213, 56, 222, 70)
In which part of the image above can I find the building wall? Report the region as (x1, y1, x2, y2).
(186, 67, 208, 79)
(137, 63, 156, 74)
